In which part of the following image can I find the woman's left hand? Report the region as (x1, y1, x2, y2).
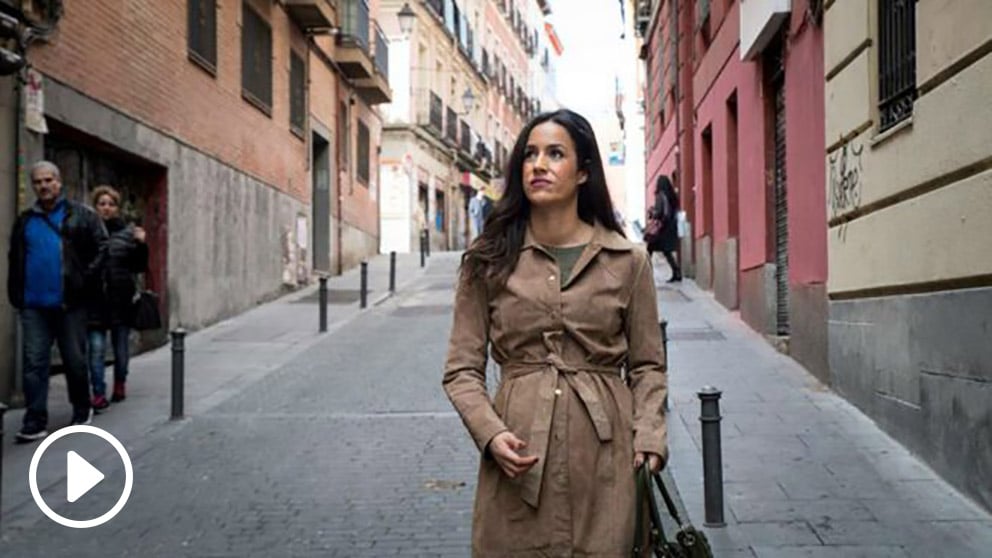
(133, 226, 147, 243)
(634, 452, 663, 473)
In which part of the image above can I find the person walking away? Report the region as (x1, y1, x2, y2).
(7, 161, 107, 441)
(443, 109, 668, 556)
(648, 175, 682, 282)
(87, 185, 148, 409)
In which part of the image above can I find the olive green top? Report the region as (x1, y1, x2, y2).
(544, 244, 588, 286)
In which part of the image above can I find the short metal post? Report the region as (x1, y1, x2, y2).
(0, 402, 7, 530)
(170, 329, 186, 420)
(318, 275, 328, 333)
(425, 228, 431, 257)
(360, 261, 368, 309)
(420, 231, 426, 268)
(660, 320, 669, 411)
(698, 386, 725, 527)
(389, 251, 396, 293)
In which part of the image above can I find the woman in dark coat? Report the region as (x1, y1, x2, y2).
(87, 185, 148, 409)
(647, 175, 682, 282)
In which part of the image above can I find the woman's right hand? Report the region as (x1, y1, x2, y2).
(488, 431, 540, 479)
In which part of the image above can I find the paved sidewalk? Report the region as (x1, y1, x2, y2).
(653, 260, 992, 557)
(0, 251, 425, 525)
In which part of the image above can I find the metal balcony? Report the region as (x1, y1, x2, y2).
(284, 0, 334, 31)
(356, 23, 391, 104)
(337, 0, 374, 79)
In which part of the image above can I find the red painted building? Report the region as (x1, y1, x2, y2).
(636, 0, 828, 380)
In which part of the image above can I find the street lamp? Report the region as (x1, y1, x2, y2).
(397, 3, 416, 36)
(461, 87, 476, 114)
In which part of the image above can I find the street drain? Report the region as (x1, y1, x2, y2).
(423, 479, 466, 491)
(668, 329, 726, 341)
(391, 304, 453, 317)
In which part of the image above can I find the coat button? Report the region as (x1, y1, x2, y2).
(548, 275, 555, 281)
(554, 388, 562, 396)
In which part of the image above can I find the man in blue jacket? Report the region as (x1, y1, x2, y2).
(7, 161, 107, 441)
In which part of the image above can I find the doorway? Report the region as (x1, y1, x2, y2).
(312, 132, 331, 273)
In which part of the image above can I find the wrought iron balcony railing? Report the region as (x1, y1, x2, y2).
(340, 0, 370, 51)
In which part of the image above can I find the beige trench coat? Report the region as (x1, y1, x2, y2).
(444, 222, 668, 557)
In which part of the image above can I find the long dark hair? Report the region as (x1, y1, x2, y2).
(655, 175, 679, 210)
(462, 109, 624, 288)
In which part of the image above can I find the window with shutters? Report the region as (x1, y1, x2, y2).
(357, 120, 370, 185)
(188, 0, 217, 74)
(241, 2, 273, 115)
(877, 0, 917, 132)
(290, 51, 305, 137)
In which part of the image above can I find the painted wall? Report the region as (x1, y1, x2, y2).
(825, 0, 992, 511)
(0, 78, 17, 403)
(784, 4, 827, 286)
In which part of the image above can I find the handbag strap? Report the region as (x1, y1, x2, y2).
(633, 463, 671, 557)
(651, 471, 688, 530)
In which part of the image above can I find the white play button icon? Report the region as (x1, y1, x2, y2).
(29, 425, 134, 528)
(66, 450, 106, 503)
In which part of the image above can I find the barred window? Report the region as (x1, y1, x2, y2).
(290, 51, 305, 135)
(357, 120, 370, 185)
(188, 0, 217, 74)
(241, 2, 273, 114)
(878, 0, 917, 132)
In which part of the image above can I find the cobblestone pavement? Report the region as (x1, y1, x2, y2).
(1, 253, 482, 557)
(2, 251, 990, 557)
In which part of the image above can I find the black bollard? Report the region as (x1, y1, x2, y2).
(389, 251, 396, 293)
(170, 329, 186, 420)
(360, 261, 368, 309)
(318, 275, 328, 333)
(698, 386, 725, 527)
(660, 320, 669, 411)
(420, 231, 427, 268)
(425, 229, 431, 257)
(0, 401, 7, 530)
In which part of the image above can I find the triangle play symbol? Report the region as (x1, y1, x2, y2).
(66, 451, 105, 503)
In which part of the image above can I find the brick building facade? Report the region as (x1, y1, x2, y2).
(0, 0, 390, 403)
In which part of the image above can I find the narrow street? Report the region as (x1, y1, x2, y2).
(1, 252, 989, 557)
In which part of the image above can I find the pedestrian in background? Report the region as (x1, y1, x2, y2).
(87, 185, 148, 409)
(444, 109, 668, 555)
(647, 175, 682, 282)
(7, 161, 107, 441)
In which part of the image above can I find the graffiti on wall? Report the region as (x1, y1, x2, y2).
(829, 140, 864, 219)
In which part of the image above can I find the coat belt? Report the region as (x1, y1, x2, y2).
(500, 354, 622, 508)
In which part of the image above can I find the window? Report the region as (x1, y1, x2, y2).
(188, 0, 217, 73)
(357, 120, 370, 185)
(339, 101, 350, 174)
(878, 0, 916, 132)
(290, 51, 305, 136)
(241, 2, 273, 114)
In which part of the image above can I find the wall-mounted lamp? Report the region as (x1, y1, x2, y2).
(397, 3, 416, 36)
(461, 87, 476, 114)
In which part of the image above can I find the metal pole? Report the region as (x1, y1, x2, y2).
(389, 251, 396, 293)
(425, 228, 431, 257)
(660, 320, 669, 411)
(360, 261, 368, 309)
(698, 386, 725, 527)
(170, 329, 186, 420)
(0, 402, 7, 531)
(420, 230, 426, 268)
(318, 275, 328, 333)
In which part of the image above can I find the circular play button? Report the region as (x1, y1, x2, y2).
(28, 425, 134, 528)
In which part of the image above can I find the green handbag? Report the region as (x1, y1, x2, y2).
(632, 463, 714, 558)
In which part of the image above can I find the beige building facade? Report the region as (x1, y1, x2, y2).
(825, 0, 992, 511)
(379, 0, 552, 254)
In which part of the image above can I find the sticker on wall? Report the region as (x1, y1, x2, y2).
(25, 68, 48, 135)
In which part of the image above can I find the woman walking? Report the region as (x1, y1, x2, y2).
(87, 185, 148, 409)
(444, 109, 668, 556)
(646, 175, 682, 282)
